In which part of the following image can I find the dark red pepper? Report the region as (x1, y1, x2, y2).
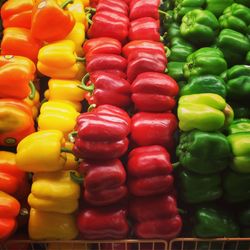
(91, 70, 127, 79)
(131, 112, 178, 150)
(79, 72, 131, 108)
(129, 17, 160, 41)
(95, 0, 129, 16)
(131, 72, 179, 112)
(127, 145, 174, 196)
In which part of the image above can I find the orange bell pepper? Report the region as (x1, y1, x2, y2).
(31, 0, 75, 43)
(1, 27, 43, 63)
(0, 55, 36, 100)
(0, 0, 34, 29)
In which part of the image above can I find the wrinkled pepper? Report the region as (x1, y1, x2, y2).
(206, 0, 234, 17)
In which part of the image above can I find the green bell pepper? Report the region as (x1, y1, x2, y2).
(180, 75, 227, 98)
(193, 207, 240, 238)
(177, 169, 222, 203)
(177, 93, 234, 132)
(234, 0, 250, 8)
(161, 10, 175, 31)
(229, 101, 250, 118)
(206, 0, 234, 17)
(183, 48, 227, 79)
(180, 9, 219, 46)
(246, 51, 250, 64)
(223, 169, 250, 202)
(216, 29, 250, 66)
(228, 118, 250, 134)
(167, 22, 181, 41)
(219, 3, 250, 34)
(228, 132, 250, 173)
(167, 61, 186, 82)
(176, 130, 231, 174)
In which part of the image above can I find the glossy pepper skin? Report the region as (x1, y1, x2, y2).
(73, 105, 130, 160)
(16, 130, 66, 173)
(0, 0, 33, 29)
(228, 118, 250, 134)
(167, 62, 185, 82)
(127, 146, 174, 196)
(131, 72, 179, 112)
(29, 208, 78, 240)
(0, 55, 36, 99)
(0, 99, 35, 147)
(180, 9, 219, 46)
(94, 0, 129, 16)
(78, 159, 127, 206)
(206, 0, 234, 17)
(28, 171, 80, 214)
(77, 207, 129, 239)
(183, 48, 227, 79)
(194, 207, 240, 237)
(23, 89, 40, 119)
(80, 72, 131, 108)
(177, 94, 234, 132)
(31, 0, 75, 43)
(131, 112, 178, 151)
(177, 169, 222, 203)
(176, 130, 231, 174)
(0, 191, 20, 240)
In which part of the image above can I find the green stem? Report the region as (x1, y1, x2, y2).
(86, 12, 93, 25)
(158, 9, 167, 15)
(88, 104, 96, 112)
(60, 0, 73, 9)
(172, 162, 181, 169)
(40, 98, 48, 106)
(85, 7, 96, 13)
(68, 131, 78, 143)
(164, 45, 171, 58)
(61, 147, 73, 154)
(76, 56, 86, 62)
(78, 73, 94, 92)
(70, 171, 84, 184)
(28, 81, 36, 100)
(164, 68, 168, 74)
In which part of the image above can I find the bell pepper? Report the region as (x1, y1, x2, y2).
(38, 101, 79, 137)
(223, 169, 250, 202)
(176, 130, 231, 174)
(219, 3, 250, 34)
(193, 207, 240, 238)
(63, 141, 79, 170)
(77, 206, 129, 239)
(206, 0, 234, 17)
(177, 169, 223, 203)
(127, 145, 174, 196)
(180, 75, 227, 98)
(167, 22, 181, 41)
(0, 55, 36, 99)
(246, 51, 250, 64)
(228, 118, 250, 134)
(131, 112, 178, 151)
(183, 48, 227, 79)
(0, 191, 20, 240)
(129, 17, 160, 42)
(83, 37, 122, 57)
(0, 99, 35, 147)
(16, 130, 66, 172)
(77, 159, 127, 206)
(28, 171, 80, 214)
(72, 105, 130, 160)
(166, 61, 185, 82)
(177, 94, 234, 131)
(23, 88, 40, 119)
(0, 0, 33, 29)
(129, 0, 161, 21)
(221, 65, 250, 101)
(29, 208, 78, 240)
(37, 40, 85, 80)
(31, 0, 75, 43)
(180, 9, 219, 45)
(216, 29, 250, 66)
(79, 72, 131, 108)
(131, 72, 179, 112)
(87, 11, 129, 42)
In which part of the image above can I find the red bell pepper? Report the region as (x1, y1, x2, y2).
(80, 72, 131, 108)
(127, 146, 174, 196)
(0, 0, 33, 29)
(77, 206, 129, 239)
(94, 0, 129, 16)
(1, 28, 43, 63)
(86, 54, 127, 73)
(87, 11, 129, 42)
(131, 72, 179, 112)
(92, 70, 127, 79)
(129, 17, 160, 41)
(83, 37, 122, 57)
(131, 112, 178, 150)
(73, 105, 130, 160)
(129, 0, 161, 21)
(78, 159, 127, 206)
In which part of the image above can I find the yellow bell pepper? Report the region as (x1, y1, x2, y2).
(28, 170, 80, 214)
(29, 208, 78, 240)
(37, 40, 86, 80)
(23, 89, 40, 119)
(38, 101, 79, 137)
(64, 141, 79, 170)
(16, 130, 66, 172)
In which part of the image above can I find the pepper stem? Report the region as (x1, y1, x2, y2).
(78, 73, 95, 92)
(76, 56, 86, 62)
(68, 131, 78, 143)
(28, 81, 36, 100)
(40, 98, 48, 106)
(85, 7, 96, 13)
(158, 9, 167, 15)
(70, 171, 84, 184)
(164, 68, 168, 74)
(60, 0, 73, 9)
(88, 104, 96, 112)
(61, 147, 73, 154)
(164, 45, 171, 58)
(86, 12, 93, 25)
(172, 162, 180, 169)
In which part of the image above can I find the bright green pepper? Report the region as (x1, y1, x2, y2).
(206, 0, 234, 17)
(228, 119, 250, 134)
(183, 48, 227, 79)
(167, 61, 186, 82)
(219, 4, 250, 34)
(177, 93, 234, 132)
(176, 130, 231, 174)
(180, 9, 219, 46)
(180, 75, 227, 97)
